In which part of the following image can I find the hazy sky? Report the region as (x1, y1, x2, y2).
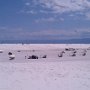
(0, 0, 90, 41)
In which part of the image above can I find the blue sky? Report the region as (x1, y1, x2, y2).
(0, 0, 90, 42)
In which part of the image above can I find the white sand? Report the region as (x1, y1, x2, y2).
(0, 44, 90, 50)
(0, 44, 90, 90)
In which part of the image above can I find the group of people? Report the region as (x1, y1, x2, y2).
(7, 48, 88, 60)
(58, 48, 87, 58)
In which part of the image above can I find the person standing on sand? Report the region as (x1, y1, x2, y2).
(25, 56, 26, 59)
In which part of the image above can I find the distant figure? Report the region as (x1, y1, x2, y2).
(87, 47, 90, 50)
(17, 50, 21, 52)
(58, 53, 63, 57)
(25, 56, 27, 59)
(58, 50, 65, 58)
(61, 51, 65, 54)
(73, 51, 77, 53)
(65, 48, 75, 51)
(82, 52, 86, 56)
(9, 54, 15, 60)
(0, 50, 3, 53)
(8, 52, 12, 55)
(81, 49, 87, 56)
(71, 53, 76, 56)
(70, 52, 76, 57)
(28, 55, 38, 59)
(65, 48, 69, 51)
(42, 55, 47, 58)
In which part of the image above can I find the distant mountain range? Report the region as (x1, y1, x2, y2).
(0, 38, 90, 44)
